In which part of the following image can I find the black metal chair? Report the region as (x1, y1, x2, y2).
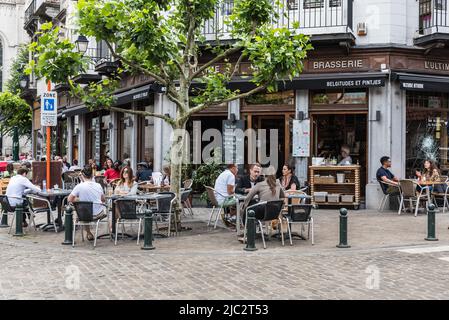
(72, 201, 109, 247)
(180, 189, 193, 217)
(26, 195, 58, 232)
(244, 200, 285, 249)
(114, 199, 143, 245)
(283, 204, 314, 245)
(153, 192, 177, 237)
(0, 195, 15, 230)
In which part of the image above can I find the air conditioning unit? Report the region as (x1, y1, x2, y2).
(357, 22, 367, 36)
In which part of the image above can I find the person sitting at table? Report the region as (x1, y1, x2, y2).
(280, 163, 301, 191)
(104, 159, 122, 183)
(136, 161, 153, 182)
(6, 167, 41, 227)
(214, 164, 238, 226)
(3, 163, 16, 178)
(235, 163, 264, 195)
(376, 156, 400, 195)
(114, 166, 138, 196)
(162, 165, 171, 186)
(68, 166, 106, 241)
(69, 159, 81, 171)
(416, 159, 443, 193)
(240, 166, 285, 233)
(338, 144, 353, 166)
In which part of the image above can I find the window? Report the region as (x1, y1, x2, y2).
(436, 0, 447, 11)
(311, 90, 367, 105)
(221, 0, 233, 15)
(287, 0, 299, 10)
(245, 91, 295, 105)
(304, 0, 341, 9)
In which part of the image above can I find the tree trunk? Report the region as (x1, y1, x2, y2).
(169, 121, 187, 233)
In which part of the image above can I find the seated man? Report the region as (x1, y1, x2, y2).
(235, 163, 264, 195)
(68, 166, 107, 241)
(6, 167, 41, 227)
(376, 156, 400, 195)
(214, 164, 238, 226)
(136, 162, 153, 182)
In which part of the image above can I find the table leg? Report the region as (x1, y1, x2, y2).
(236, 199, 241, 234)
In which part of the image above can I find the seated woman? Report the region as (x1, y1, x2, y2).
(416, 160, 443, 193)
(3, 163, 16, 178)
(241, 166, 285, 224)
(280, 164, 301, 191)
(113, 166, 138, 221)
(162, 165, 171, 186)
(105, 160, 122, 184)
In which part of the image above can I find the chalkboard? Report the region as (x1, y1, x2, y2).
(222, 120, 245, 164)
(32, 161, 63, 189)
(94, 120, 101, 163)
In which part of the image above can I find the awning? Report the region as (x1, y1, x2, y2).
(63, 84, 153, 118)
(394, 72, 449, 92)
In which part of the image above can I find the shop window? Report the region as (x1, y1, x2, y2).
(244, 91, 294, 106)
(311, 90, 367, 105)
(406, 91, 449, 177)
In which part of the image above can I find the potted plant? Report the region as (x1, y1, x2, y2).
(192, 162, 223, 207)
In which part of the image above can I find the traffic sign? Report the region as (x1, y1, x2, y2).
(41, 91, 58, 127)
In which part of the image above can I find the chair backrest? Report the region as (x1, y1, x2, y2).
(62, 171, 74, 183)
(115, 199, 138, 219)
(261, 200, 285, 221)
(26, 195, 50, 212)
(183, 179, 193, 189)
(0, 178, 10, 195)
(440, 175, 449, 183)
(285, 190, 307, 205)
(205, 186, 218, 207)
(288, 204, 312, 222)
(73, 201, 94, 222)
(95, 176, 107, 191)
(0, 195, 14, 212)
(156, 192, 176, 213)
(180, 189, 191, 202)
(399, 179, 416, 198)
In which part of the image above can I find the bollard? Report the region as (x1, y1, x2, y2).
(425, 204, 439, 241)
(337, 208, 351, 248)
(244, 210, 257, 252)
(13, 204, 24, 237)
(62, 206, 73, 245)
(0, 212, 8, 228)
(141, 209, 155, 250)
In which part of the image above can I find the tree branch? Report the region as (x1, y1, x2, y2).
(104, 40, 168, 86)
(190, 46, 242, 81)
(185, 83, 267, 120)
(229, 52, 246, 79)
(110, 106, 176, 127)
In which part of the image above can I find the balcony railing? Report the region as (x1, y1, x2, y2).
(203, 0, 353, 39)
(85, 47, 112, 72)
(418, 0, 449, 35)
(24, 0, 37, 27)
(25, 0, 61, 28)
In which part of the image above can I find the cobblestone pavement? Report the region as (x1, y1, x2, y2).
(1, 208, 449, 300)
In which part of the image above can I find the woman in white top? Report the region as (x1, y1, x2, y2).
(114, 166, 138, 195)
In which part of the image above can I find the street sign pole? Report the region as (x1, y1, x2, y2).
(45, 81, 53, 191)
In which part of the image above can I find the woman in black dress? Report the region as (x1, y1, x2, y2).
(280, 163, 301, 191)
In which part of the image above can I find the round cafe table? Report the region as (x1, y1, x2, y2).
(138, 184, 171, 192)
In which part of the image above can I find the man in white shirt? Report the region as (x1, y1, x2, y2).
(68, 159, 81, 171)
(6, 167, 41, 227)
(214, 164, 238, 205)
(68, 166, 106, 241)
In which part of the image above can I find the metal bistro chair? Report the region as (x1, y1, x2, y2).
(432, 177, 449, 213)
(205, 186, 236, 229)
(114, 199, 144, 245)
(283, 204, 314, 246)
(244, 200, 285, 249)
(378, 180, 401, 212)
(398, 179, 430, 217)
(0, 195, 15, 229)
(72, 201, 109, 247)
(153, 192, 177, 237)
(94, 175, 107, 193)
(180, 188, 194, 217)
(25, 194, 58, 233)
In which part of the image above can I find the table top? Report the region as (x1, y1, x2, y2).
(415, 180, 448, 186)
(138, 184, 170, 190)
(107, 193, 172, 201)
(37, 189, 72, 197)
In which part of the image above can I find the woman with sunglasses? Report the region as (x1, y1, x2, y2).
(114, 166, 138, 195)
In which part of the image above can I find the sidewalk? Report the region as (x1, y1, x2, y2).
(1, 207, 449, 255)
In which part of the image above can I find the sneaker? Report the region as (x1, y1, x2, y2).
(22, 221, 28, 228)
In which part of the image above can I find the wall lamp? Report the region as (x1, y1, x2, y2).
(369, 110, 381, 122)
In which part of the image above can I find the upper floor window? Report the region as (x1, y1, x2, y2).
(303, 0, 342, 9)
(221, 0, 233, 15)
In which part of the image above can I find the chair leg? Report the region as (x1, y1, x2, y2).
(137, 219, 142, 245)
(259, 220, 266, 249)
(207, 206, 216, 226)
(94, 221, 100, 247)
(8, 213, 15, 235)
(115, 220, 120, 245)
(279, 218, 285, 247)
(214, 206, 223, 229)
(287, 219, 293, 246)
(398, 195, 404, 215)
(415, 197, 420, 217)
(379, 195, 386, 212)
(311, 218, 315, 245)
(72, 223, 76, 247)
(52, 211, 58, 233)
(81, 225, 85, 242)
(444, 197, 449, 214)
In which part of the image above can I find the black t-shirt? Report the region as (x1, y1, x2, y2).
(280, 175, 301, 190)
(376, 167, 394, 192)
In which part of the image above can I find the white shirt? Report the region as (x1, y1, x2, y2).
(6, 175, 41, 207)
(70, 181, 105, 216)
(69, 165, 81, 171)
(214, 170, 235, 204)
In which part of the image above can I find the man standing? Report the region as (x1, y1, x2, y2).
(376, 156, 400, 194)
(68, 166, 106, 241)
(6, 167, 41, 227)
(235, 163, 264, 195)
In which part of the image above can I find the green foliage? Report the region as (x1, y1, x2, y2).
(69, 78, 119, 111)
(229, 0, 274, 35)
(0, 92, 32, 136)
(192, 162, 223, 201)
(6, 45, 29, 95)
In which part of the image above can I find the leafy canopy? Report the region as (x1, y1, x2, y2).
(0, 92, 32, 136)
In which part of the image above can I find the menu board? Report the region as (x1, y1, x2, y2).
(293, 120, 311, 157)
(222, 120, 245, 164)
(94, 120, 101, 163)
